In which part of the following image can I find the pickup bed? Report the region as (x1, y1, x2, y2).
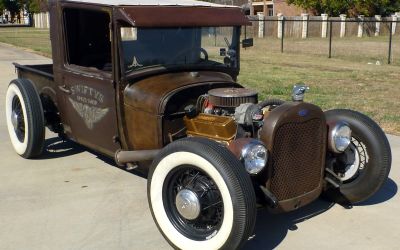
(13, 63, 62, 133)
(14, 64, 53, 79)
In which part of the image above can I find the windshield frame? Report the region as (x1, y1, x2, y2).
(117, 25, 242, 80)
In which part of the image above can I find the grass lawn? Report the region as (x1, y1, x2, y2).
(1, 27, 399, 134)
(239, 38, 400, 135)
(0, 27, 51, 56)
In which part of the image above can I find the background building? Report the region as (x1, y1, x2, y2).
(212, 0, 306, 16)
(272, 0, 305, 16)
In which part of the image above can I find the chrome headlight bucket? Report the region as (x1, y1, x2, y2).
(241, 141, 268, 175)
(328, 121, 352, 153)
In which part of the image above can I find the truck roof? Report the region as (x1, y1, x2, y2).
(59, 0, 250, 27)
(66, 0, 234, 8)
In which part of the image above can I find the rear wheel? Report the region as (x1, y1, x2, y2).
(325, 109, 391, 203)
(148, 138, 256, 250)
(5, 79, 45, 158)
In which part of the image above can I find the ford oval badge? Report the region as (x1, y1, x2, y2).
(298, 109, 309, 117)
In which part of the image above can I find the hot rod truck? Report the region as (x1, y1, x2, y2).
(5, 0, 392, 249)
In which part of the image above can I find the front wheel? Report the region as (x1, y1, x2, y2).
(325, 109, 392, 203)
(147, 138, 256, 250)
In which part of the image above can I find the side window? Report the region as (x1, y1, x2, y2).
(63, 8, 111, 71)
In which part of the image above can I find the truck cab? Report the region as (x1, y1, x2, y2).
(46, 0, 251, 157)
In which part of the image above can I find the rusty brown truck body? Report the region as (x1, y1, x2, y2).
(5, 0, 392, 249)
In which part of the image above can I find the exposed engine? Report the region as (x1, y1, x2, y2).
(182, 85, 336, 213)
(184, 87, 283, 143)
(206, 88, 258, 113)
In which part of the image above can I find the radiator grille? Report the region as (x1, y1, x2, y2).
(269, 118, 324, 201)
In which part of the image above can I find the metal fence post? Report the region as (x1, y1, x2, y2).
(329, 20, 333, 58)
(281, 18, 285, 53)
(214, 27, 217, 46)
(388, 21, 393, 64)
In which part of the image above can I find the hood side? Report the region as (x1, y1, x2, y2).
(124, 71, 235, 114)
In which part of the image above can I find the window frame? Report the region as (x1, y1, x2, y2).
(61, 7, 113, 75)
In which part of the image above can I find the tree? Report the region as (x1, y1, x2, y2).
(27, 0, 48, 13)
(0, 1, 5, 16)
(287, 0, 400, 17)
(2, 0, 21, 21)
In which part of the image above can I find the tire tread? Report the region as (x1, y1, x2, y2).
(325, 109, 391, 203)
(10, 79, 45, 158)
(148, 137, 257, 249)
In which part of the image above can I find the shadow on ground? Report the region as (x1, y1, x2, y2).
(37, 137, 85, 159)
(37, 137, 398, 250)
(244, 178, 397, 250)
(36, 136, 146, 177)
(243, 199, 335, 250)
(356, 178, 398, 206)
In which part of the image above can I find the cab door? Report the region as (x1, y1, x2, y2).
(58, 7, 119, 156)
(60, 69, 119, 156)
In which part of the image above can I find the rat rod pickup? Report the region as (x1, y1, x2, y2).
(5, 0, 392, 249)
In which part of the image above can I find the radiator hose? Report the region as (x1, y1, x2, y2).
(243, 99, 286, 126)
(257, 99, 286, 109)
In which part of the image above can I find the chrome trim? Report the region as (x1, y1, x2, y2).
(328, 121, 352, 153)
(241, 140, 268, 175)
(292, 84, 310, 102)
(175, 189, 201, 220)
(11, 110, 19, 130)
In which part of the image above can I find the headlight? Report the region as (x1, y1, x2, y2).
(241, 141, 268, 175)
(329, 122, 352, 153)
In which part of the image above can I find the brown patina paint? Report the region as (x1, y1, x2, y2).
(119, 6, 251, 27)
(122, 71, 238, 150)
(124, 72, 233, 114)
(21, 0, 247, 157)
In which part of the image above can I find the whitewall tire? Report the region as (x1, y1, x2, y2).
(147, 138, 256, 250)
(5, 79, 45, 158)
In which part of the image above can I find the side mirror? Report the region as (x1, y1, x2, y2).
(242, 38, 253, 48)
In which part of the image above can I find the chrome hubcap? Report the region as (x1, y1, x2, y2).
(11, 110, 20, 130)
(175, 189, 201, 220)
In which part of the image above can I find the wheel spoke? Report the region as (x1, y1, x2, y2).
(163, 166, 224, 240)
(337, 137, 370, 182)
(11, 96, 26, 142)
(185, 171, 199, 188)
(202, 201, 222, 211)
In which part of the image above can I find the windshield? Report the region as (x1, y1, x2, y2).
(120, 26, 240, 73)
